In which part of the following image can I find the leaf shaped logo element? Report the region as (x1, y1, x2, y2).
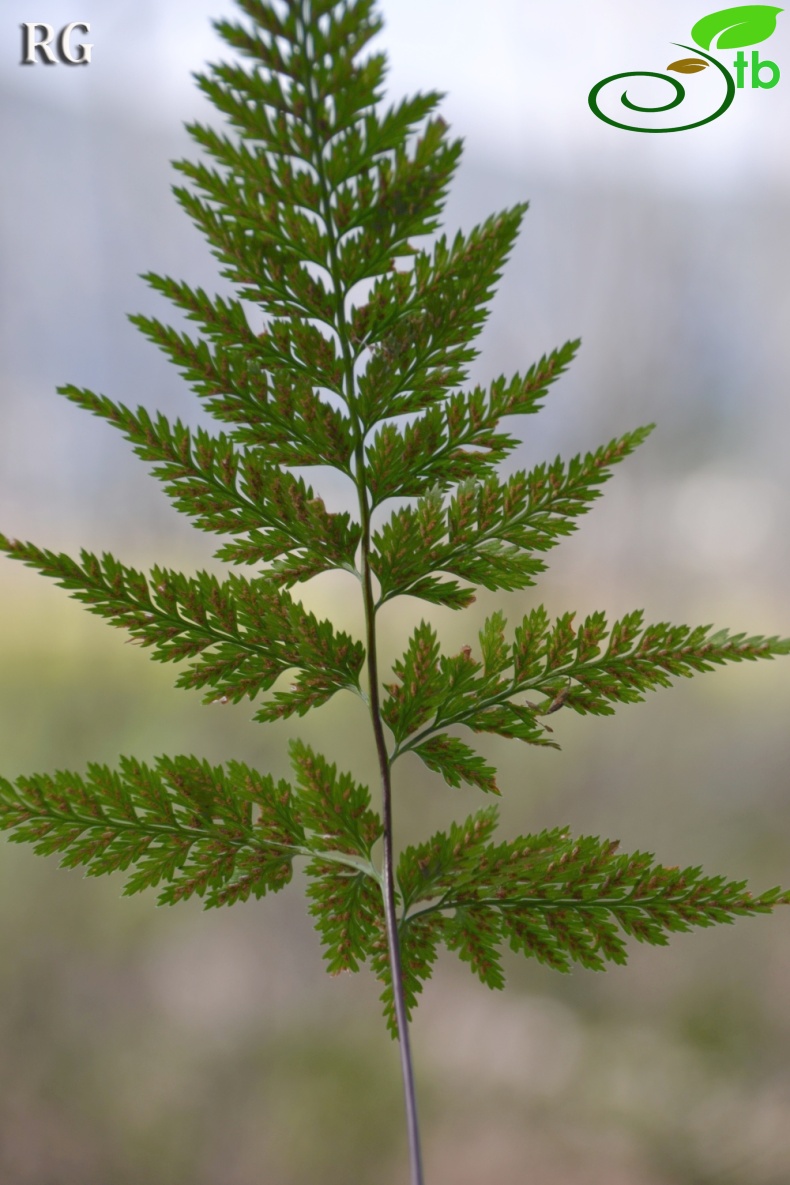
(667, 58, 710, 72)
(691, 5, 783, 50)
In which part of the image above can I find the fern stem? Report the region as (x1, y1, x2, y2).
(353, 397, 426, 1185)
(345, 252, 425, 1185)
(344, 243, 425, 1185)
(361, 517, 425, 1185)
(294, 1, 425, 1176)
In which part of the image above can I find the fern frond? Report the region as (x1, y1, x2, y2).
(397, 807, 501, 911)
(364, 341, 581, 505)
(0, 535, 364, 716)
(0, 745, 383, 914)
(307, 859, 384, 975)
(380, 811, 790, 1024)
(59, 387, 359, 583)
(356, 208, 527, 427)
(0, 756, 305, 907)
(371, 426, 654, 608)
(388, 609, 790, 777)
(290, 740, 382, 857)
(412, 736, 501, 795)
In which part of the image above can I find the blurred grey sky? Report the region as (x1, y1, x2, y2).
(4, 1, 790, 187)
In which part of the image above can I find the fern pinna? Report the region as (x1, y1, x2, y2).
(1, 3, 788, 1182)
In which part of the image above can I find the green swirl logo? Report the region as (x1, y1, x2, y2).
(589, 5, 783, 133)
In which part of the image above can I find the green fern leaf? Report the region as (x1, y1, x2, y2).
(60, 387, 360, 582)
(393, 816, 790, 1004)
(306, 859, 384, 975)
(0, 756, 304, 907)
(290, 740, 382, 857)
(364, 342, 581, 506)
(371, 426, 654, 607)
(357, 208, 527, 426)
(390, 608, 790, 762)
(0, 535, 364, 715)
(412, 736, 500, 795)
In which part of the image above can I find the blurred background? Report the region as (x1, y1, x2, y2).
(2, 1, 790, 1182)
